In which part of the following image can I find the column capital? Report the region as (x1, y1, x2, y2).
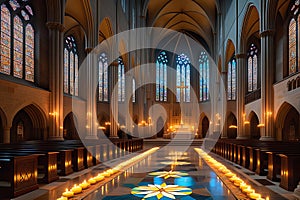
(46, 22, 65, 32)
(235, 53, 246, 59)
(260, 29, 275, 38)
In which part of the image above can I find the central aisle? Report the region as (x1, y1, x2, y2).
(84, 147, 235, 200)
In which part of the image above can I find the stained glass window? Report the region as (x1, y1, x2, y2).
(118, 57, 125, 102)
(289, 0, 300, 75)
(247, 44, 258, 92)
(156, 51, 168, 101)
(132, 78, 136, 102)
(199, 52, 209, 102)
(25, 24, 34, 81)
(98, 53, 108, 101)
(0, 5, 11, 75)
(176, 53, 190, 102)
(0, 1, 35, 82)
(227, 57, 236, 100)
(13, 16, 23, 79)
(64, 36, 79, 96)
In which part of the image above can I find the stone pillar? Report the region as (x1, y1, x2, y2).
(110, 61, 119, 139)
(85, 48, 99, 140)
(236, 53, 248, 139)
(260, 30, 275, 141)
(3, 127, 11, 144)
(47, 22, 65, 141)
(221, 71, 228, 138)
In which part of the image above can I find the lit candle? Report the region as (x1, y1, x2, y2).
(225, 172, 235, 178)
(234, 179, 243, 187)
(102, 171, 111, 177)
(242, 186, 254, 194)
(62, 189, 74, 198)
(79, 180, 90, 190)
(248, 192, 261, 199)
(88, 178, 96, 185)
(57, 196, 68, 200)
(94, 174, 104, 182)
(71, 184, 82, 194)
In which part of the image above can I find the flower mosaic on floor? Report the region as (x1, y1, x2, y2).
(98, 149, 235, 200)
(131, 183, 192, 199)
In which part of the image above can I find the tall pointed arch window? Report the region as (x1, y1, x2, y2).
(228, 56, 236, 100)
(247, 43, 258, 92)
(64, 36, 79, 96)
(199, 52, 209, 102)
(156, 51, 168, 102)
(98, 53, 108, 101)
(118, 57, 125, 102)
(289, 0, 300, 75)
(176, 53, 190, 102)
(132, 78, 136, 103)
(0, 0, 35, 82)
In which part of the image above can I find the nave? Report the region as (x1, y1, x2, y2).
(3, 141, 298, 200)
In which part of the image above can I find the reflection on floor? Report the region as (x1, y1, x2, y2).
(84, 147, 235, 200)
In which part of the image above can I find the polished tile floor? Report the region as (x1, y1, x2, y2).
(84, 147, 235, 200)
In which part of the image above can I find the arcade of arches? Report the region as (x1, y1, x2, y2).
(0, 0, 300, 199)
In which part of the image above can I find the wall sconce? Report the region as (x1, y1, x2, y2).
(244, 121, 250, 125)
(257, 123, 265, 128)
(229, 125, 238, 129)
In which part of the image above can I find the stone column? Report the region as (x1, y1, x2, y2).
(260, 30, 275, 141)
(85, 48, 99, 140)
(109, 61, 119, 139)
(47, 22, 65, 141)
(221, 71, 228, 138)
(236, 53, 248, 139)
(3, 127, 11, 144)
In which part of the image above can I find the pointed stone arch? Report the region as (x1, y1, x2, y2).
(63, 112, 79, 140)
(248, 111, 260, 139)
(226, 112, 237, 139)
(276, 102, 300, 141)
(198, 112, 209, 138)
(225, 39, 236, 66)
(240, 4, 260, 53)
(11, 104, 47, 143)
(99, 17, 114, 44)
(0, 107, 7, 143)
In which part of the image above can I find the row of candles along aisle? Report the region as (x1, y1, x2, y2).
(194, 148, 270, 200)
(57, 147, 160, 200)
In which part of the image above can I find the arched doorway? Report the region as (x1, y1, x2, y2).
(63, 113, 79, 140)
(202, 116, 209, 138)
(249, 112, 260, 139)
(156, 117, 164, 138)
(283, 106, 299, 141)
(0, 113, 3, 143)
(11, 105, 46, 143)
(227, 112, 237, 139)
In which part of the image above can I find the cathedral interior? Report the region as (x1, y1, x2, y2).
(0, 0, 300, 199)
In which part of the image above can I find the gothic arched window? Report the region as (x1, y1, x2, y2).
(0, 0, 35, 82)
(98, 53, 108, 101)
(228, 56, 236, 100)
(118, 57, 125, 102)
(247, 43, 258, 92)
(176, 53, 190, 102)
(199, 52, 209, 102)
(156, 51, 168, 102)
(64, 36, 79, 96)
(289, 0, 300, 75)
(132, 78, 136, 103)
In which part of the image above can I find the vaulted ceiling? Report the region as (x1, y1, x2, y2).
(146, 0, 218, 53)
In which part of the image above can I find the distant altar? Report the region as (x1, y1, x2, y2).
(171, 124, 194, 139)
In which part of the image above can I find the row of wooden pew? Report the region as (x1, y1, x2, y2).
(0, 139, 143, 198)
(204, 139, 300, 191)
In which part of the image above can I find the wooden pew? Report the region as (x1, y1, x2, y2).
(0, 154, 39, 198)
(279, 154, 300, 191)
